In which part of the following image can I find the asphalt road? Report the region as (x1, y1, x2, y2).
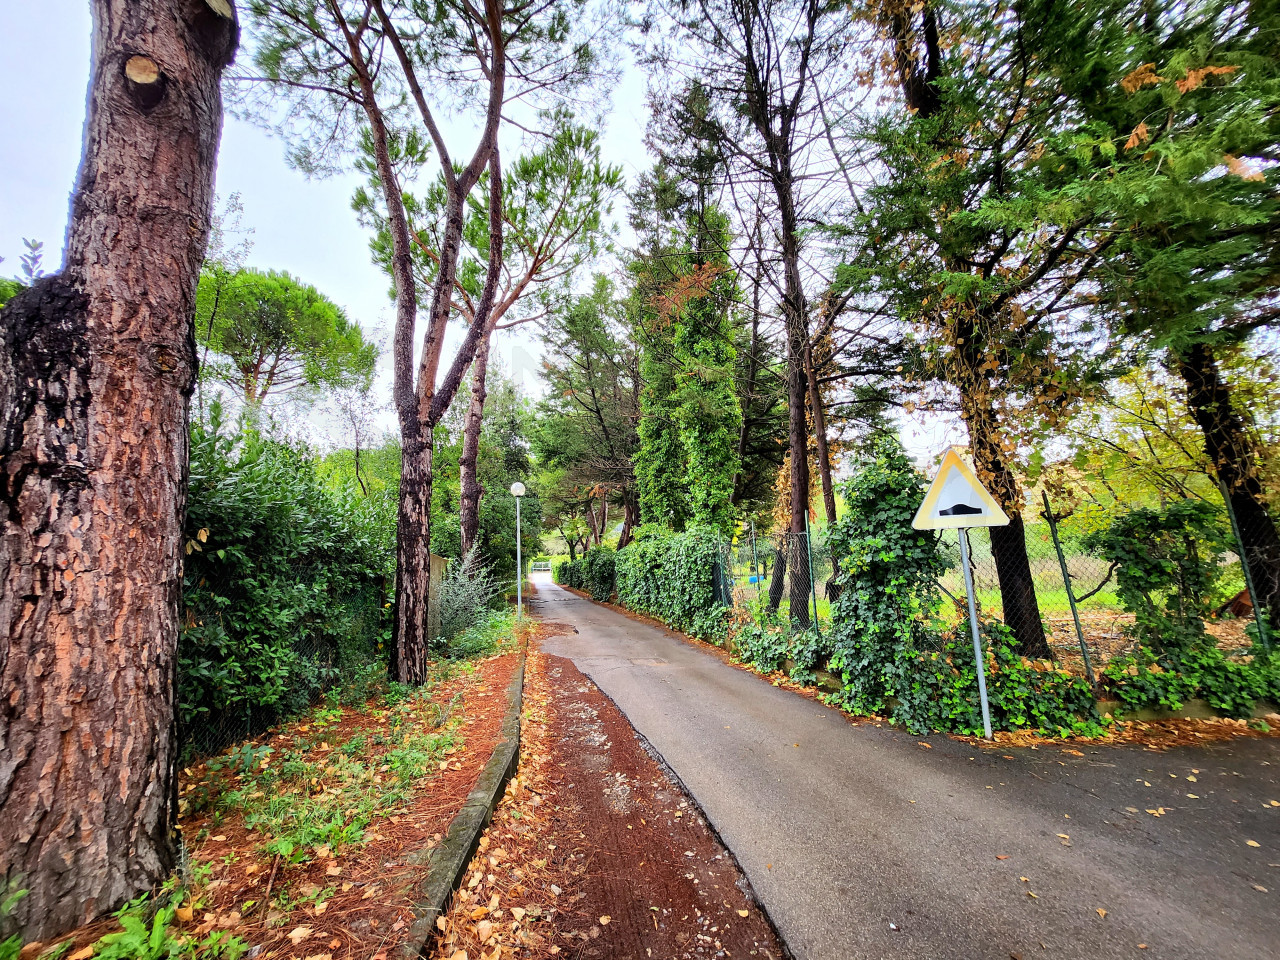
(529, 574, 1280, 960)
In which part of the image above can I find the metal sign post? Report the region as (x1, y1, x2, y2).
(957, 529, 993, 740)
(913, 447, 1009, 740)
(511, 482, 526, 622)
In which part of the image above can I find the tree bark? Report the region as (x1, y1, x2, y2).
(0, 0, 237, 939)
(805, 339, 838, 525)
(458, 322, 496, 557)
(768, 536, 788, 612)
(1176, 342, 1280, 625)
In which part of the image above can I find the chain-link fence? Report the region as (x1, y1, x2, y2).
(178, 566, 391, 763)
(719, 525, 836, 629)
(722, 491, 1265, 685)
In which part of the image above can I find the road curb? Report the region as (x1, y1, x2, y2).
(398, 649, 526, 959)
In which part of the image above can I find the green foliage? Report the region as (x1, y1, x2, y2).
(437, 548, 500, 648)
(632, 181, 742, 535)
(1103, 647, 1280, 718)
(0, 277, 22, 309)
(582, 547, 616, 601)
(94, 888, 247, 960)
(551, 547, 615, 601)
(180, 401, 392, 746)
(822, 437, 950, 711)
(1081, 499, 1230, 652)
(195, 266, 377, 404)
(614, 525, 729, 639)
(732, 444, 1101, 736)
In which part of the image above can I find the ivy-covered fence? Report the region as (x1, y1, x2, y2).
(731, 437, 1280, 736)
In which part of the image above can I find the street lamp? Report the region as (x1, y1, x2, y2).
(510, 482, 526, 620)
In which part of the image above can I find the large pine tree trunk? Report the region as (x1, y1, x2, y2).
(459, 325, 495, 557)
(1177, 342, 1280, 625)
(0, 0, 237, 939)
(392, 430, 434, 684)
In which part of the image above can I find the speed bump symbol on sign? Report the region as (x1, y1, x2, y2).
(912, 448, 1010, 530)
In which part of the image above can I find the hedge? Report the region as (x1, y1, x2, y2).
(553, 546, 616, 601)
(614, 525, 729, 640)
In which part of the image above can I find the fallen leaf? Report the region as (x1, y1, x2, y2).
(1096, 908, 1107, 918)
(326, 863, 341, 876)
(511, 907, 526, 921)
(210, 835, 227, 842)
(175, 904, 194, 923)
(313, 902, 328, 917)
(288, 926, 313, 945)
(737, 910, 749, 918)
(303, 954, 332, 960)
(996, 855, 1010, 860)
(1247, 840, 1262, 847)
(1027, 891, 1038, 899)
(599, 916, 611, 925)
(68, 948, 94, 960)
(1020, 877, 1030, 883)
(476, 920, 493, 942)
(1057, 834, 1069, 839)
(329, 939, 342, 949)
(1253, 884, 1268, 893)
(1187, 794, 1199, 799)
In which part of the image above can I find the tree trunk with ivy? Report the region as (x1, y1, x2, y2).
(1176, 342, 1280, 626)
(0, 0, 237, 939)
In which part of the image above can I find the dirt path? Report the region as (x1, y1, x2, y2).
(431, 642, 784, 960)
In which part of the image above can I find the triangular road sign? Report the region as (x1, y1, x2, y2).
(912, 448, 1010, 530)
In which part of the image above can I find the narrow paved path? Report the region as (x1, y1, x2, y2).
(529, 574, 1280, 960)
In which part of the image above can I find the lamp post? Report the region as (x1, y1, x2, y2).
(511, 481, 526, 621)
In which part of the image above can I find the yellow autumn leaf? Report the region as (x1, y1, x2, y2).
(1124, 122, 1150, 150)
(288, 926, 313, 945)
(599, 916, 611, 925)
(1096, 908, 1107, 918)
(1121, 63, 1163, 93)
(175, 904, 194, 923)
(1247, 839, 1261, 847)
(737, 909, 749, 918)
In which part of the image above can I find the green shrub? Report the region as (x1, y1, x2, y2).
(582, 546, 616, 601)
(1101, 646, 1279, 717)
(734, 439, 1100, 737)
(614, 524, 729, 640)
(179, 401, 391, 751)
(553, 557, 583, 588)
(1080, 499, 1229, 652)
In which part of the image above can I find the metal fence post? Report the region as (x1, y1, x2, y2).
(1219, 476, 1271, 653)
(1041, 490, 1095, 684)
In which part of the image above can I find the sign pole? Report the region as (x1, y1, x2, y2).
(958, 528, 993, 740)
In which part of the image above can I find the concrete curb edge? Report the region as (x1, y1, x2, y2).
(398, 649, 526, 959)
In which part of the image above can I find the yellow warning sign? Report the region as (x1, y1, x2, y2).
(912, 448, 1010, 530)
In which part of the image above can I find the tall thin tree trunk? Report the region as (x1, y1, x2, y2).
(459, 323, 496, 556)
(393, 431, 434, 683)
(1177, 342, 1280, 624)
(0, 0, 237, 939)
(778, 175, 812, 629)
(805, 339, 838, 525)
